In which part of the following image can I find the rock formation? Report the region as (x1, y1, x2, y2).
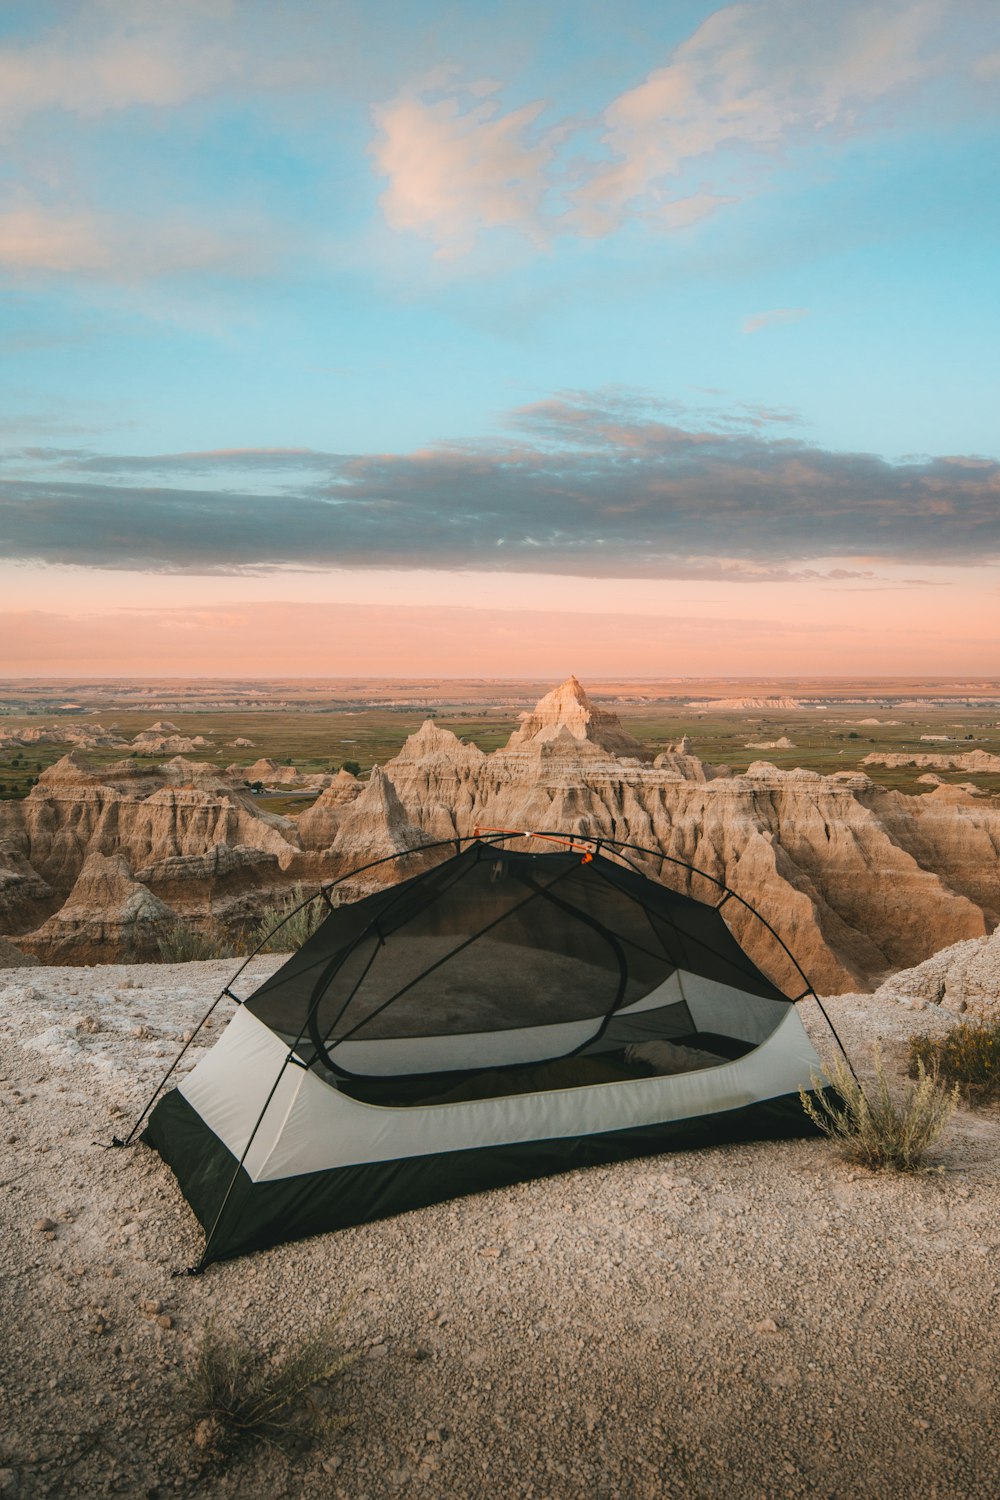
(746, 736, 795, 750)
(132, 732, 210, 754)
(296, 770, 363, 849)
(504, 676, 651, 759)
(0, 755, 301, 958)
(18, 853, 179, 964)
(382, 683, 996, 995)
(2, 677, 998, 986)
(687, 696, 804, 711)
(863, 749, 1000, 773)
(874, 925, 1000, 1021)
(328, 766, 434, 876)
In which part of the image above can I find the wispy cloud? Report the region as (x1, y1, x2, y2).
(371, 0, 991, 253)
(743, 308, 809, 335)
(2, 392, 997, 575)
(0, 6, 239, 133)
(0, 196, 278, 280)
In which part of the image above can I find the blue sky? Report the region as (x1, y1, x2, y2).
(1, 0, 998, 675)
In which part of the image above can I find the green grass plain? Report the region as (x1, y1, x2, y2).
(1, 697, 998, 803)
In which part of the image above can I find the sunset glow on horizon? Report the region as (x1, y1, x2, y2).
(2, 1, 998, 677)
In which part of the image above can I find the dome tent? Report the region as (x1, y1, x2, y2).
(135, 833, 841, 1267)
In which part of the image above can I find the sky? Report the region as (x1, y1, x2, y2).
(1, 0, 998, 678)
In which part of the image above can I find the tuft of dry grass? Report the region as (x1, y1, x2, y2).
(176, 1317, 352, 1463)
(909, 1016, 1000, 1103)
(800, 1048, 959, 1172)
(155, 920, 239, 964)
(248, 885, 327, 953)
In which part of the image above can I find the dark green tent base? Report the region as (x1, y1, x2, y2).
(142, 1085, 827, 1267)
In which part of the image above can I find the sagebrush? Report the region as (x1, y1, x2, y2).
(156, 920, 239, 963)
(248, 885, 327, 952)
(800, 1047, 959, 1171)
(176, 1317, 351, 1461)
(909, 1016, 1000, 1102)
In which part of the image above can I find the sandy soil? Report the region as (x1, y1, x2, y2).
(0, 962, 997, 1500)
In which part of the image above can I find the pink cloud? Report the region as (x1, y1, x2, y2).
(371, 86, 556, 257)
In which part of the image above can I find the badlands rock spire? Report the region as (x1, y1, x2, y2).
(502, 675, 651, 759)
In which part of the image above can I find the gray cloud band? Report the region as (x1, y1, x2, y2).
(2, 399, 997, 574)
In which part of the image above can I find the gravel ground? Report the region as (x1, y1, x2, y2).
(0, 962, 997, 1500)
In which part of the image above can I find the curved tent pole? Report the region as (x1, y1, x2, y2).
(115, 833, 494, 1148)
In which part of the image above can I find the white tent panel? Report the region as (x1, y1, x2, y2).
(678, 972, 790, 1044)
(179, 1003, 822, 1184)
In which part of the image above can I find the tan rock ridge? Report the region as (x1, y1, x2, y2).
(687, 696, 804, 711)
(1, 754, 301, 953)
(380, 686, 995, 995)
(296, 770, 363, 850)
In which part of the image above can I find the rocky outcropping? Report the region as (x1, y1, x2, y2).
(0, 755, 301, 958)
(874, 925, 1000, 1021)
(296, 770, 364, 849)
(132, 731, 210, 754)
(380, 684, 996, 995)
(863, 749, 1000, 772)
(18, 853, 179, 964)
(134, 843, 285, 923)
(688, 696, 804, 711)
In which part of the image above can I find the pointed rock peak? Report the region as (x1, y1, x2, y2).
(58, 851, 175, 920)
(36, 751, 97, 786)
(390, 719, 485, 765)
(331, 766, 432, 859)
(355, 765, 401, 810)
(503, 676, 650, 760)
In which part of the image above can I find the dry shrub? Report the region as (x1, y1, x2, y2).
(909, 1016, 1000, 1103)
(248, 886, 327, 953)
(177, 1317, 351, 1463)
(156, 920, 239, 964)
(800, 1048, 959, 1172)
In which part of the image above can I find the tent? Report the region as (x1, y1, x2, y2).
(137, 834, 838, 1266)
